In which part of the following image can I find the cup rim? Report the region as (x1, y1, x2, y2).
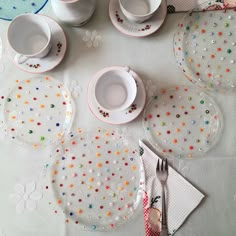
(93, 67, 138, 112)
(7, 13, 52, 57)
(119, 0, 161, 17)
(57, 0, 80, 4)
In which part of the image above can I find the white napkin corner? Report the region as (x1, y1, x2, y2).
(139, 140, 205, 236)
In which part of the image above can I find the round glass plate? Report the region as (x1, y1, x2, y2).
(174, 1, 236, 93)
(44, 128, 143, 230)
(0, 35, 2, 57)
(0, 35, 3, 72)
(0, 0, 48, 21)
(143, 86, 223, 158)
(4, 76, 74, 147)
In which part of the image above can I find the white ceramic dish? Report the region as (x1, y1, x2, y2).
(88, 66, 146, 125)
(51, 0, 96, 26)
(94, 67, 137, 112)
(7, 15, 67, 74)
(8, 14, 52, 64)
(119, 0, 161, 23)
(109, 0, 167, 37)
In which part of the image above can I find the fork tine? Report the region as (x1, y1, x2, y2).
(165, 158, 168, 171)
(161, 159, 164, 171)
(156, 159, 160, 172)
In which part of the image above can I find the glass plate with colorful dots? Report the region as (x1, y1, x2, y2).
(143, 86, 223, 158)
(4, 76, 74, 148)
(0, 35, 3, 72)
(44, 128, 143, 231)
(173, 1, 236, 93)
(0, 0, 48, 21)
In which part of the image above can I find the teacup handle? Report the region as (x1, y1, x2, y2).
(125, 66, 131, 73)
(14, 54, 29, 64)
(124, 66, 138, 80)
(125, 66, 137, 79)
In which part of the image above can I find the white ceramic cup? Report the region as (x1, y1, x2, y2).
(119, 0, 161, 23)
(7, 14, 52, 64)
(94, 67, 137, 112)
(51, 0, 96, 26)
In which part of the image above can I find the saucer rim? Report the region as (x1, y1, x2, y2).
(6, 14, 67, 74)
(87, 66, 146, 125)
(109, 0, 167, 38)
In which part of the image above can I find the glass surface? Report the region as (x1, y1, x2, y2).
(4, 76, 74, 147)
(174, 1, 236, 93)
(44, 128, 143, 231)
(143, 86, 223, 158)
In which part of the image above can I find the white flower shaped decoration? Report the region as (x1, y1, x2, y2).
(69, 80, 82, 98)
(144, 79, 158, 98)
(10, 181, 43, 213)
(177, 160, 190, 177)
(82, 30, 102, 48)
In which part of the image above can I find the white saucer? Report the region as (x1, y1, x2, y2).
(109, 0, 167, 37)
(7, 15, 67, 74)
(87, 66, 146, 125)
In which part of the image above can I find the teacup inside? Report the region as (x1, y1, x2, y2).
(8, 14, 51, 57)
(95, 69, 137, 112)
(120, 0, 160, 16)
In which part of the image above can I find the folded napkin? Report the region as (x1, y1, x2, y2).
(139, 140, 205, 236)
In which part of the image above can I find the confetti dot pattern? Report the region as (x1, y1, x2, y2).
(143, 87, 222, 158)
(45, 129, 143, 230)
(4, 76, 73, 147)
(174, 2, 236, 92)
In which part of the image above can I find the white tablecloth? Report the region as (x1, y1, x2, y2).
(0, 1, 236, 236)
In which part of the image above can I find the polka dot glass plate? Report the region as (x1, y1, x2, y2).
(4, 76, 74, 148)
(44, 128, 143, 231)
(143, 86, 223, 158)
(0, 0, 48, 21)
(0, 35, 3, 72)
(174, 1, 236, 93)
(0, 35, 2, 57)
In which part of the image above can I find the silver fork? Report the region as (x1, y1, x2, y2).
(156, 158, 169, 236)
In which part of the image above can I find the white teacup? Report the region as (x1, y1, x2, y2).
(119, 0, 161, 23)
(94, 67, 137, 112)
(7, 14, 52, 64)
(51, 0, 96, 26)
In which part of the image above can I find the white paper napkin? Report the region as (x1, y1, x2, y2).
(139, 140, 205, 236)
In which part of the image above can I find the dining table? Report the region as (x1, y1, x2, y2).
(0, 1, 236, 236)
